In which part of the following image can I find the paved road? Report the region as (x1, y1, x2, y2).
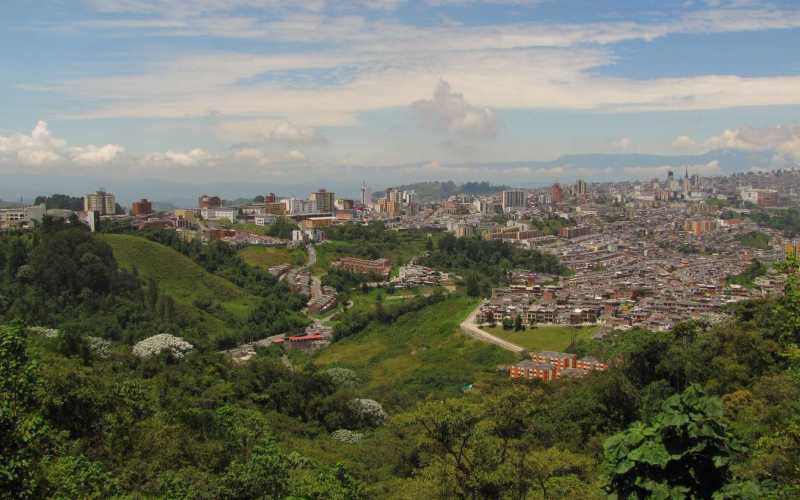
(306, 245, 317, 268)
(304, 245, 322, 300)
(460, 305, 525, 353)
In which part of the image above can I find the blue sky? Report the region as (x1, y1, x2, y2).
(2, 0, 800, 195)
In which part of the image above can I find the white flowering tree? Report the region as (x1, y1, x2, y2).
(132, 334, 194, 359)
(349, 399, 387, 428)
(324, 367, 361, 388)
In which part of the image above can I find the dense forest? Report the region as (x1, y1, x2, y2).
(420, 233, 569, 294)
(749, 208, 800, 237)
(2, 220, 800, 498)
(33, 193, 84, 211)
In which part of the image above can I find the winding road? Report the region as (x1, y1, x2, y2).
(460, 305, 525, 353)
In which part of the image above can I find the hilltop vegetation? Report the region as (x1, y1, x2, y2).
(3, 219, 800, 498)
(314, 222, 438, 275)
(317, 294, 515, 410)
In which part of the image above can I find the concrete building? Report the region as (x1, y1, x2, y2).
(684, 218, 717, 236)
(331, 256, 391, 278)
(740, 187, 778, 208)
(131, 199, 152, 216)
(0, 203, 46, 228)
(310, 189, 335, 214)
(550, 184, 564, 204)
(501, 190, 526, 210)
(84, 191, 116, 215)
(201, 207, 238, 223)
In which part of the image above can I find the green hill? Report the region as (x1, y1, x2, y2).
(315, 295, 516, 410)
(99, 234, 259, 337)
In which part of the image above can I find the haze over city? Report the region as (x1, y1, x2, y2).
(3, 0, 800, 202)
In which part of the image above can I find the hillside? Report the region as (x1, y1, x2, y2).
(373, 180, 509, 202)
(99, 234, 259, 337)
(315, 295, 516, 409)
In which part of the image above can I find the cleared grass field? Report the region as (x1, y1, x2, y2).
(99, 234, 258, 321)
(238, 246, 305, 269)
(311, 232, 436, 276)
(484, 324, 599, 352)
(315, 295, 516, 410)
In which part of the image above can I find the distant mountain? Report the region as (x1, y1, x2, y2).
(0, 199, 23, 209)
(373, 181, 511, 202)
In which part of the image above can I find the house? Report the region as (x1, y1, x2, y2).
(509, 360, 557, 382)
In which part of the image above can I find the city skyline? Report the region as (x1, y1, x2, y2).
(2, 0, 800, 193)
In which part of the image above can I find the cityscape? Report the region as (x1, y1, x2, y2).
(3, 0, 800, 498)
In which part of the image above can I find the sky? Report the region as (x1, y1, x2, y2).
(2, 0, 800, 200)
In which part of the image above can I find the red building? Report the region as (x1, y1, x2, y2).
(131, 199, 152, 216)
(532, 351, 577, 370)
(550, 183, 564, 204)
(576, 356, 608, 371)
(510, 360, 557, 382)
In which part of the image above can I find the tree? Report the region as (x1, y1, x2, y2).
(603, 384, 754, 499)
(147, 277, 159, 312)
(0, 323, 49, 498)
(502, 317, 513, 330)
(514, 314, 524, 332)
(221, 437, 290, 499)
(465, 272, 482, 297)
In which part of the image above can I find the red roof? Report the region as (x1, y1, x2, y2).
(288, 334, 324, 342)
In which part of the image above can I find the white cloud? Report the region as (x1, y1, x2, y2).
(70, 144, 126, 165)
(269, 121, 327, 145)
(217, 119, 327, 145)
(0, 120, 123, 168)
(286, 149, 306, 161)
(704, 124, 800, 158)
(411, 80, 498, 138)
(672, 135, 699, 151)
(144, 148, 216, 167)
(613, 137, 633, 151)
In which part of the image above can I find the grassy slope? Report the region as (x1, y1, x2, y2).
(99, 234, 258, 337)
(485, 324, 599, 352)
(315, 295, 516, 410)
(238, 246, 305, 270)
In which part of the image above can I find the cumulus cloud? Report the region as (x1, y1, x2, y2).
(144, 148, 216, 167)
(671, 135, 699, 152)
(411, 80, 498, 138)
(269, 121, 327, 145)
(285, 149, 306, 161)
(613, 137, 633, 151)
(70, 144, 126, 165)
(704, 124, 800, 158)
(217, 119, 327, 145)
(0, 120, 124, 168)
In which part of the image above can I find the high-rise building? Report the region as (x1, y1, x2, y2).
(198, 195, 222, 209)
(575, 179, 588, 196)
(84, 190, 116, 215)
(501, 190, 526, 210)
(131, 199, 152, 216)
(361, 181, 368, 207)
(310, 189, 335, 214)
(550, 184, 564, 204)
(264, 192, 277, 203)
